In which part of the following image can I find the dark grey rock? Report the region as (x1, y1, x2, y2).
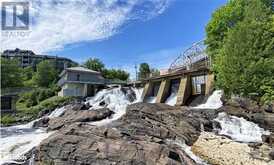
(48, 107, 114, 131)
(36, 103, 222, 164)
(33, 117, 50, 128)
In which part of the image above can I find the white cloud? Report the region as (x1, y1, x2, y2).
(1, 0, 171, 53)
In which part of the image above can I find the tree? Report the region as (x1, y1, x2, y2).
(104, 69, 129, 81)
(150, 68, 160, 77)
(138, 63, 150, 80)
(33, 60, 58, 87)
(1, 58, 23, 88)
(83, 58, 105, 72)
(22, 66, 34, 81)
(207, 0, 274, 103)
(205, 0, 246, 62)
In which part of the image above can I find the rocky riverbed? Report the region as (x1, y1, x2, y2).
(33, 103, 218, 164)
(1, 88, 274, 165)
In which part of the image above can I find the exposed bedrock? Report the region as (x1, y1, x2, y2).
(35, 103, 220, 165)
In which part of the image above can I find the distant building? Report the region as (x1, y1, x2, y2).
(57, 67, 105, 97)
(1, 48, 77, 71)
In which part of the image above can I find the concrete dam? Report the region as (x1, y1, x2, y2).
(140, 41, 214, 106)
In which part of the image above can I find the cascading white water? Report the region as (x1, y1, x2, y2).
(145, 96, 156, 103)
(86, 87, 143, 126)
(193, 90, 223, 109)
(214, 112, 270, 143)
(167, 140, 208, 165)
(0, 88, 143, 164)
(165, 93, 177, 106)
(0, 106, 66, 164)
(133, 88, 144, 102)
(165, 82, 179, 106)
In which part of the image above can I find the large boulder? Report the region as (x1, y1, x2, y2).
(36, 103, 220, 164)
(48, 107, 114, 130)
(37, 123, 196, 165)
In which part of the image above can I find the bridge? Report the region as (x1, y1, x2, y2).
(141, 41, 214, 106)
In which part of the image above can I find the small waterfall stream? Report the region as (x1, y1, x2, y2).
(193, 90, 223, 109)
(0, 87, 270, 164)
(214, 112, 270, 143)
(0, 87, 143, 164)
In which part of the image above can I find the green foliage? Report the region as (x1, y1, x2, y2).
(18, 87, 59, 107)
(1, 115, 16, 125)
(260, 80, 274, 104)
(205, 0, 246, 61)
(22, 66, 34, 81)
(6, 96, 73, 125)
(138, 63, 150, 79)
(32, 60, 58, 87)
(150, 68, 160, 77)
(207, 0, 274, 103)
(1, 58, 24, 88)
(103, 69, 129, 81)
(83, 58, 130, 81)
(83, 58, 105, 72)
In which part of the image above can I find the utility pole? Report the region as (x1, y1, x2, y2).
(135, 64, 138, 81)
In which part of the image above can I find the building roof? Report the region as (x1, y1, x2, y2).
(66, 67, 100, 74)
(59, 66, 101, 77)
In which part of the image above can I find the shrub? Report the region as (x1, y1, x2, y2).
(1, 115, 16, 125)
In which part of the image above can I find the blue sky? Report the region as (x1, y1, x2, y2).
(1, 0, 227, 79)
(49, 1, 226, 73)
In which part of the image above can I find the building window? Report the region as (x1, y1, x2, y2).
(77, 74, 80, 81)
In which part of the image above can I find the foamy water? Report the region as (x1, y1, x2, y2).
(168, 140, 208, 165)
(0, 107, 66, 164)
(193, 90, 223, 109)
(214, 112, 270, 143)
(0, 87, 142, 164)
(86, 87, 142, 126)
(145, 96, 156, 103)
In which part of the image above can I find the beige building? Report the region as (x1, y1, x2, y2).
(57, 67, 105, 97)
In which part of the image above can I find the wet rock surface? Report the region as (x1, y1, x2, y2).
(221, 102, 274, 132)
(35, 103, 220, 165)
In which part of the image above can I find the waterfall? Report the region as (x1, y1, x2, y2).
(145, 96, 156, 103)
(167, 140, 208, 165)
(165, 82, 180, 106)
(0, 87, 143, 164)
(214, 112, 270, 143)
(86, 87, 143, 126)
(133, 88, 144, 102)
(193, 90, 223, 109)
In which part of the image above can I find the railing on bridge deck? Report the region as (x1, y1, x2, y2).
(168, 40, 210, 74)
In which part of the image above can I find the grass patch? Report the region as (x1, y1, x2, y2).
(1, 96, 73, 126)
(1, 115, 17, 125)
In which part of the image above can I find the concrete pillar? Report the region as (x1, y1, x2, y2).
(156, 79, 171, 103)
(205, 73, 214, 95)
(176, 76, 191, 106)
(141, 81, 153, 101)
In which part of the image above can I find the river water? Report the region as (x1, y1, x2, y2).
(0, 87, 270, 164)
